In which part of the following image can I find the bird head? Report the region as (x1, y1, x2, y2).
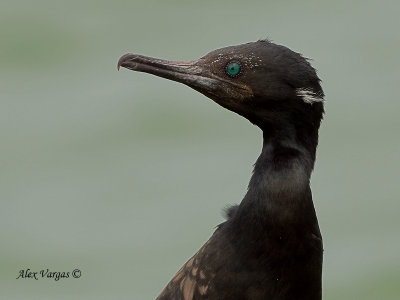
(118, 40, 324, 132)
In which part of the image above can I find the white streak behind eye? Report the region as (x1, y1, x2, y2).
(295, 88, 324, 104)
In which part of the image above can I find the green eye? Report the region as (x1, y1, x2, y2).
(226, 62, 241, 77)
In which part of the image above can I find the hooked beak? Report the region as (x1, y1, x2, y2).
(117, 53, 253, 103)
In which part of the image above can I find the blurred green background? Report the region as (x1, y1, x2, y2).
(1, 0, 399, 299)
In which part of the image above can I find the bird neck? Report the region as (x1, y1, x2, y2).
(229, 126, 323, 299)
(236, 127, 318, 229)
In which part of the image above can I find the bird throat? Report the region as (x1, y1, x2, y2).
(236, 129, 318, 230)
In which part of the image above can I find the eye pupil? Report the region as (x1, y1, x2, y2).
(226, 62, 241, 77)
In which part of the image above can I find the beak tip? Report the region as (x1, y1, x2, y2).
(118, 53, 135, 71)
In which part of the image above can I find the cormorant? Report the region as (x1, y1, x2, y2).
(118, 40, 324, 300)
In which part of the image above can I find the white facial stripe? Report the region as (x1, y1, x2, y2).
(295, 88, 324, 104)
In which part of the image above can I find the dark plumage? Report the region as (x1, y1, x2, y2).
(118, 40, 324, 300)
